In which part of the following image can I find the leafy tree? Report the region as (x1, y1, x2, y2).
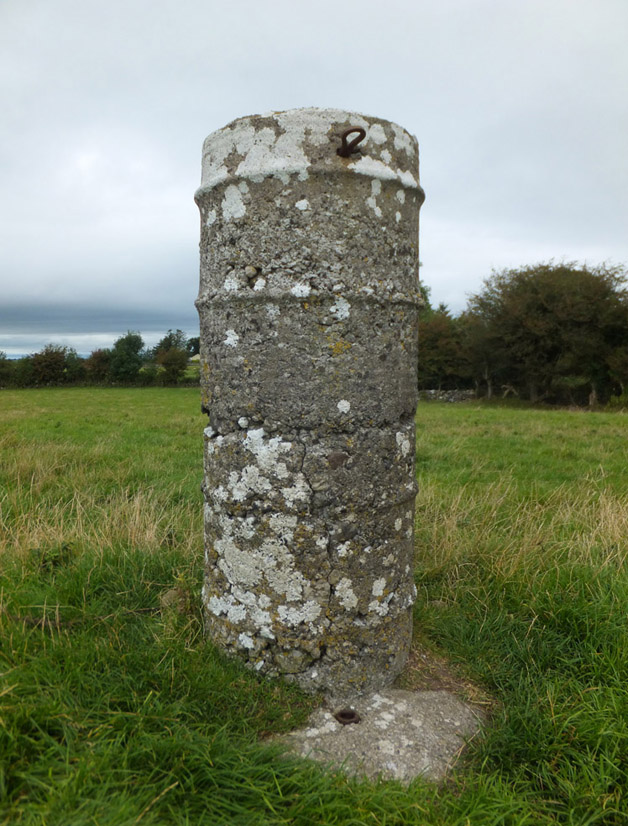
(186, 336, 200, 357)
(156, 346, 189, 384)
(458, 306, 510, 399)
(11, 356, 35, 387)
(138, 363, 159, 386)
(464, 262, 628, 404)
(150, 329, 188, 359)
(84, 348, 112, 383)
(110, 332, 144, 383)
(418, 282, 433, 315)
(418, 306, 467, 390)
(0, 352, 12, 387)
(31, 344, 85, 385)
(607, 346, 628, 395)
(31, 344, 68, 385)
(149, 329, 191, 384)
(64, 349, 86, 384)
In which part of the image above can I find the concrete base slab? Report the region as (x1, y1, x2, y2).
(282, 689, 483, 784)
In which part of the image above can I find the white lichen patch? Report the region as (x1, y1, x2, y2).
(265, 303, 280, 319)
(395, 518, 403, 531)
(372, 578, 387, 597)
(337, 399, 351, 414)
(258, 593, 271, 609)
(223, 275, 240, 292)
(253, 277, 266, 291)
(335, 577, 358, 610)
(223, 329, 239, 347)
(303, 714, 340, 738)
(336, 541, 352, 558)
(396, 189, 406, 204)
(396, 431, 411, 457)
(208, 109, 345, 187)
(268, 513, 298, 536)
(278, 601, 322, 627)
(396, 169, 418, 189)
(221, 184, 247, 221)
(392, 123, 416, 156)
(366, 179, 383, 218)
(348, 155, 418, 189)
(395, 211, 401, 223)
(198, 108, 414, 199)
(235, 125, 291, 181)
(227, 465, 272, 501)
(368, 597, 391, 617)
(216, 535, 264, 587)
(211, 513, 312, 609)
(368, 123, 387, 144)
(291, 283, 311, 298)
(370, 693, 394, 709)
(231, 585, 271, 619)
(281, 474, 311, 508)
(206, 208, 217, 226)
(208, 594, 247, 623)
(238, 633, 255, 650)
(330, 296, 351, 320)
(244, 428, 286, 463)
(295, 198, 310, 211)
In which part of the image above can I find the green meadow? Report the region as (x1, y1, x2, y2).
(1, 388, 628, 825)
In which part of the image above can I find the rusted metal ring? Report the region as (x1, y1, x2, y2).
(334, 708, 361, 725)
(337, 127, 366, 158)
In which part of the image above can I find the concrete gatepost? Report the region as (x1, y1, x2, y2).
(195, 108, 425, 698)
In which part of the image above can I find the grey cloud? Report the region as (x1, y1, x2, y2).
(1, 0, 627, 331)
(0, 301, 198, 336)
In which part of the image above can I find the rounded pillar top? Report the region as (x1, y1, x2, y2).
(196, 107, 424, 201)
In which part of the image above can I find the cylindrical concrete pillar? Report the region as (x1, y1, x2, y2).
(195, 108, 424, 697)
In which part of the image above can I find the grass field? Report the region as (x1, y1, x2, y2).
(1, 388, 628, 825)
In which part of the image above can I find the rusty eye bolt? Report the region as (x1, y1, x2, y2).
(337, 127, 366, 157)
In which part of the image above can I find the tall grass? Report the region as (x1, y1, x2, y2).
(1, 390, 628, 824)
(412, 404, 628, 824)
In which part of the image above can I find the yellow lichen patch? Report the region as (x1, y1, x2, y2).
(328, 337, 352, 357)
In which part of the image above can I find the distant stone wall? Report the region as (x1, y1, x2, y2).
(418, 389, 476, 403)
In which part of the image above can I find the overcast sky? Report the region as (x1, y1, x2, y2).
(1, 0, 627, 356)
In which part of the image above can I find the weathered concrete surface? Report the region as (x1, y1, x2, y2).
(282, 689, 483, 784)
(196, 108, 425, 696)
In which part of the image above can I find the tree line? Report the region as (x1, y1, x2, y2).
(0, 330, 200, 388)
(418, 261, 628, 407)
(3, 262, 627, 405)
